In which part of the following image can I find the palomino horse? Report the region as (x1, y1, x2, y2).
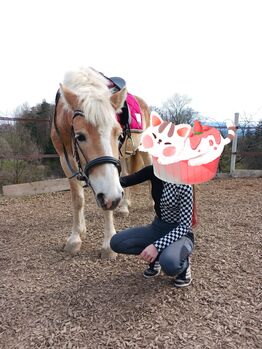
(51, 67, 151, 258)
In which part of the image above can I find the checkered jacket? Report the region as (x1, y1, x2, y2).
(120, 165, 193, 252)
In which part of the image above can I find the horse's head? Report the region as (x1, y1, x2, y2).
(59, 68, 127, 210)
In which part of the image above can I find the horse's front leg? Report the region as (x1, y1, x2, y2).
(64, 178, 86, 254)
(116, 158, 130, 216)
(101, 210, 117, 259)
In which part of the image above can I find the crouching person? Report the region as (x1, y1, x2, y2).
(110, 165, 197, 288)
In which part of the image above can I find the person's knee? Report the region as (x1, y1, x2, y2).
(110, 234, 121, 253)
(159, 254, 182, 276)
(159, 237, 193, 276)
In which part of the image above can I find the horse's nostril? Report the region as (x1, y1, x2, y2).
(97, 193, 105, 203)
(111, 198, 121, 210)
(96, 193, 122, 210)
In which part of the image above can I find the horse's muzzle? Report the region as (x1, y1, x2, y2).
(96, 193, 122, 210)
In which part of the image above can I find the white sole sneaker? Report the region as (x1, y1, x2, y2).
(174, 277, 192, 288)
(174, 263, 192, 287)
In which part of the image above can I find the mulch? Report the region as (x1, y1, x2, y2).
(0, 177, 261, 348)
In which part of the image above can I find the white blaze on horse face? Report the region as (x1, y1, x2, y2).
(88, 128, 123, 210)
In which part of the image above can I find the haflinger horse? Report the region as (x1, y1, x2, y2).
(51, 67, 151, 258)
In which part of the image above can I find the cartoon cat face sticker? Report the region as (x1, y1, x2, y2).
(139, 112, 191, 161)
(139, 111, 235, 165)
(139, 111, 236, 184)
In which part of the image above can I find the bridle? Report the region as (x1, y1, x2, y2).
(53, 91, 121, 187)
(71, 110, 121, 186)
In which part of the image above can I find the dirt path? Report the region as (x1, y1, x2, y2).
(0, 178, 261, 348)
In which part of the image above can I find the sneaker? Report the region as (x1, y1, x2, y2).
(174, 263, 192, 288)
(143, 261, 161, 278)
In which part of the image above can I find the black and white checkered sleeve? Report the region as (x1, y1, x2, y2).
(153, 185, 193, 252)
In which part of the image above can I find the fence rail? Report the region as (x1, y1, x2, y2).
(0, 154, 59, 160)
(1, 151, 261, 161)
(0, 117, 51, 122)
(1, 114, 261, 176)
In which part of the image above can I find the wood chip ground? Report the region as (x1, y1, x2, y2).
(0, 178, 261, 348)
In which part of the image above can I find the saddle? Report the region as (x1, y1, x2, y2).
(107, 76, 130, 127)
(106, 75, 144, 155)
(108, 76, 126, 90)
(108, 76, 143, 131)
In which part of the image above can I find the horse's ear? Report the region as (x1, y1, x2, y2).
(110, 87, 127, 113)
(59, 84, 79, 110)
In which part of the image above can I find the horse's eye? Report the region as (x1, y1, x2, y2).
(152, 133, 157, 139)
(164, 142, 171, 145)
(75, 134, 86, 142)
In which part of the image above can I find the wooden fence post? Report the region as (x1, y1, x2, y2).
(230, 112, 239, 175)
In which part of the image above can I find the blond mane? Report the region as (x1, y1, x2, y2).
(62, 67, 117, 128)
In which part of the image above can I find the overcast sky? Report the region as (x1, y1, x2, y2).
(1, 0, 261, 122)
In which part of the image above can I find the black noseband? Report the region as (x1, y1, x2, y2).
(84, 156, 121, 176)
(53, 93, 121, 187)
(72, 110, 121, 186)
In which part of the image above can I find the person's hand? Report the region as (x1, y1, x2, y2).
(140, 244, 158, 263)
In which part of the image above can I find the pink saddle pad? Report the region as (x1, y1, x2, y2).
(126, 93, 143, 130)
(116, 93, 143, 130)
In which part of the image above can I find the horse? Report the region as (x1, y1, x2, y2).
(51, 67, 151, 258)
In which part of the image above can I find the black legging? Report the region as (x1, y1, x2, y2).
(110, 216, 194, 276)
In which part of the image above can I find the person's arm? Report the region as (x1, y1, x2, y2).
(120, 165, 153, 188)
(153, 185, 193, 252)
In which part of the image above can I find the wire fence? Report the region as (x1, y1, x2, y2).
(1, 117, 261, 159)
(0, 116, 261, 187)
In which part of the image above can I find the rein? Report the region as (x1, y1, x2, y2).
(53, 91, 121, 187)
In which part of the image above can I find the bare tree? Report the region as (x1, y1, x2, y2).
(151, 93, 197, 124)
(0, 136, 12, 172)
(237, 117, 262, 169)
(0, 124, 41, 184)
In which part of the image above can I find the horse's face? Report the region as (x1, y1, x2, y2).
(61, 85, 125, 210)
(73, 117, 123, 208)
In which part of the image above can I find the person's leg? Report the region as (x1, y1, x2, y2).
(110, 223, 159, 255)
(110, 217, 176, 255)
(174, 257, 192, 288)
(143, 220, 181, 278)
(159, 235, 194, 286)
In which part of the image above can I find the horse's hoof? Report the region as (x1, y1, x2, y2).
(100, 249, 117, 260)
(115, 207, 129, 217)
(80, 231, 87, 240)
(64, 240, 82, 254)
